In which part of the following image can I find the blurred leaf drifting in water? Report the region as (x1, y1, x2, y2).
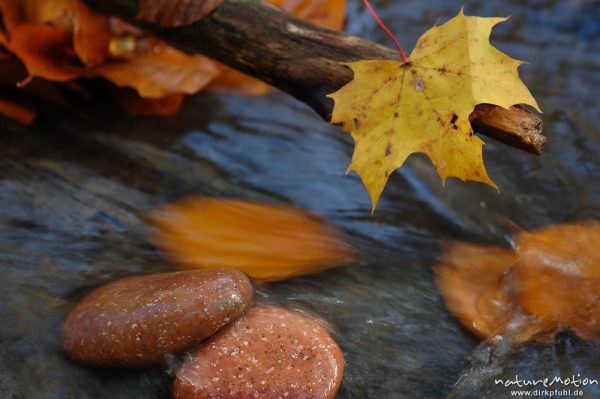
(150, 197, 356, 282)
(435, 221, 600, 342)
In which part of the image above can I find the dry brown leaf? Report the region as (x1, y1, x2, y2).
(136, 0, 223, 27)
(0, 0, 82, 82)
(6, 23, 81, 82)
(0, 13, 8, 45)
(93, 38, 218, 98)
(0, 0, 346, 115)
(74, 1, 110, 67)
(0, 0, 20, 33)
(19, 0, 76, 27)
(1, 1, 218, 101)
(277, 0, 346, 30)
(150, 197, 356, 282)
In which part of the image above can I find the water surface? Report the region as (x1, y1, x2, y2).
(1, 0, 599, 397)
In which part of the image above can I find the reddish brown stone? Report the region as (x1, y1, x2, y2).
(174, 304, 344, 399)
(63, 269, 254, 368)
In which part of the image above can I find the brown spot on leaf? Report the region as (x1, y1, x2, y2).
(450, 113, 459, 129)
(385, 143, 392, 156)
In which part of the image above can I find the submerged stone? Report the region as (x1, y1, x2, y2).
(174, 304, 344, 399)
(63, 269, 254, 368)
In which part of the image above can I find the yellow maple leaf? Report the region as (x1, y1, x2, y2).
(328, 8, 541, 211)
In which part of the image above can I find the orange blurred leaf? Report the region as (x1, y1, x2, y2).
(515, 222, 600, 340)
(93, 38, 218, 98)
(150, 197, 356, 282)
(137, 0, 223, 27)
(74, 1, 110, 67)
(517, 222, 600, 279)
(435, 221, 600, 342)
(435, 243, 517, 338)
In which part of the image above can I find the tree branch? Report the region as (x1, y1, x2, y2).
(84, 0, 545, 155)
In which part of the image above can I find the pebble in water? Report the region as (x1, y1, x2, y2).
(63, 269, 254, 368)
(173, 304, 344, 399)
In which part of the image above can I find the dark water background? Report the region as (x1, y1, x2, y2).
(1, 0, 599, 397)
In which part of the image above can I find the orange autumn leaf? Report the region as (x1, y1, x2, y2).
(0, 0, 20, 33)
(73, 1, 110, 67)
(435, 221, 600, 342)
(514, 222, 600, 340)
(434, 242, 518, 338)
(274, 0, 346, 30)
(150, 197, 356, 282)
(1, 0, 218, 100)
(93, 38, 218, 98)
(19, 0, 76, 27)
(0, 0, 347, 115)
(6, 23, 81, 82)
(0, 28, 5, 48)
(517, 222, 600, 279)
(0, 0, 81, 82)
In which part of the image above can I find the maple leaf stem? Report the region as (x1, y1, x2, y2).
(362, 0, 407, 62)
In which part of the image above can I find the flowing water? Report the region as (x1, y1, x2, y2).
(1, 0, 599, 397)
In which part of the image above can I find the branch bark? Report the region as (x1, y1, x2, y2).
(84, 0, 545, 154)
